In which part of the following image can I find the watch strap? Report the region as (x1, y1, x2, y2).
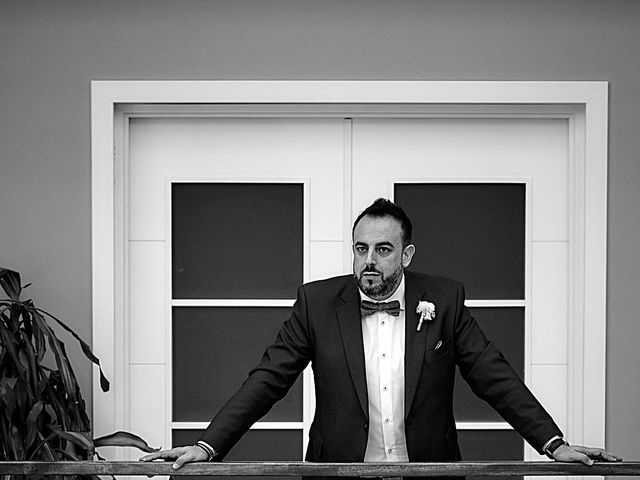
(545, 438, 569, 459)
(195, 440, 218, 461)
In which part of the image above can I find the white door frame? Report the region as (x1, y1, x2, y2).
(91, 81, 608, 454)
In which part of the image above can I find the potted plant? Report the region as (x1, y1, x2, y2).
(0, 268, 156, 476)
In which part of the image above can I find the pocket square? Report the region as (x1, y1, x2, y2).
(434, 340, 443, 350)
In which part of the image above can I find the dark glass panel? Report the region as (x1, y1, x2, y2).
(458, 429, 523, 480)
(394, 183, 525, 299)
(173, 429, 302, 480)
(173, 307, 303, 422)
(172, 183, 303, 299)
(454, 308, 525, 422)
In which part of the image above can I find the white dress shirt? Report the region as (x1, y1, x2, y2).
(360, 275, 410, 462)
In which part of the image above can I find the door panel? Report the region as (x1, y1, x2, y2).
(127, 117, 346, 460)
(351, 117, 570, 462)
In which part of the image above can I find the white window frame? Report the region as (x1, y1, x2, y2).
(91, 81, 608, 458)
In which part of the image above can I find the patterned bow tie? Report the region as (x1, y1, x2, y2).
(360, 299, 401, 317)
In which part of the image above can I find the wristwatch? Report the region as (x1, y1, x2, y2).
(545, 437, 569, 459)
(195, 441, 218, 461)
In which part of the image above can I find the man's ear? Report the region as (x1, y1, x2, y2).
(402, 244, 416, 268)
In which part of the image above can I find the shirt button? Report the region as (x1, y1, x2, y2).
(381, 320, 386, 325)
(381, 353, 386, 358)
(383, 386, 388, 391)
(388, 448, 393, 453)
(385, 418, 390, 423)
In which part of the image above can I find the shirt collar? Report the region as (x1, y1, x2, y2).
(359, 274, 406, 311)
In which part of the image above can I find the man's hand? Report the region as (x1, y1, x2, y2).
(139, 445, 208, 469)
(552, 444, 623, 465)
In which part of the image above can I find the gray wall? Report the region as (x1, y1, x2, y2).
(1, 0, 639, 463)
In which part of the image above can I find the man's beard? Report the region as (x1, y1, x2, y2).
(354, 264, 403, 299)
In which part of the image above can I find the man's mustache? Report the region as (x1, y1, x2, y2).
(361, 266, 382, 275)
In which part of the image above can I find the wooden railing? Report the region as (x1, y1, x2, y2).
(1, 461, 640, 477)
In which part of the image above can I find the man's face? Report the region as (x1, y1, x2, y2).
(352, 215, 415, 300)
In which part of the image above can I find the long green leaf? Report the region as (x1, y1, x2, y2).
(25, 400, 44, 450)
(51, 429, 94, 452)
(46, 372, 70, 431)
(0, 418, 10, 459)
(34, 306, 110, 392)
(0, 320, 27, 380)
(33, 315, 46, 363)
(93, 431, 160, 453)
(0, 269, 21, 301)
(17, 348, 36, 400)
(30, 309, 78, 403)
(0, 379, 17, 421)
(13, 377, 30, 420)
(9, 424, 24, 460)
(52, 447, 83, 461)
(30, 431, 57, 461)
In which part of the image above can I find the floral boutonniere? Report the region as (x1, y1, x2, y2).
(416, 300, 436, 331)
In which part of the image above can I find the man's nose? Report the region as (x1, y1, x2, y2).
(365, 249, 377, 265)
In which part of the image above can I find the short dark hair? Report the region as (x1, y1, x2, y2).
(352, 198, 413, 247)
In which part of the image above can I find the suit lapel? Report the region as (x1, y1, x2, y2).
(404, 272, 429, 419)
(336, 280, 369, 420)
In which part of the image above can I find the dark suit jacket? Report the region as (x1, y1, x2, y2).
(201, 271, 562, 462)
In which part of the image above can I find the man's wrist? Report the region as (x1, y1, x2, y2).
(195, 441, 218, 461)
(544, 437, 569, 459)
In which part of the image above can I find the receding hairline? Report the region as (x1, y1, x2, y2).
(352, 213, 410, 247)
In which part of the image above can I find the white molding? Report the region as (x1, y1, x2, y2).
(173, 421, 514, 431)
(343, 118, 354, 272)
(173, 421, 513, 433)
(91, 85, 117, 449)
(172, 299, 296, 307)
(92, 80, 607, 105)
(113, 102, 582, 119)
(172, 422, 304, 430)
(92, 81, 607, 455)
(465, 300, 527, 308)
(456, 422, 512, 431)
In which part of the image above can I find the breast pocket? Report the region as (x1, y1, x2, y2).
(423, 338, 451, 362)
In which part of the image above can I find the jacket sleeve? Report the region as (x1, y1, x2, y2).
(452, 283, 563, 454)
(199, 284, 313, 458)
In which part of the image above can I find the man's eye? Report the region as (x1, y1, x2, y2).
(377, 247, 390, 255)
(355, 246, 367, 254)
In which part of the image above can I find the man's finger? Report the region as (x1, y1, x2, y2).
(578, 453, 594, 466)
(591, 449, 623, 462)
(573, 445, 623, 462)
(139, 448, 180, 462)
(139, 451, 165, 461)
(173, 452, 195, 470)
(563, 449, 594, 466)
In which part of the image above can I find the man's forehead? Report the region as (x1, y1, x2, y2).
(353, 215, 403, 242)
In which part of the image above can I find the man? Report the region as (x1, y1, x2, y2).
(142, 198, 620, 469)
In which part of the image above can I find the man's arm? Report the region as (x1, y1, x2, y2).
(451, 284, 621, 463)
(140, 284, 313, 468)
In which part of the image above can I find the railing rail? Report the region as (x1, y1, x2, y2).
(1, 461, 640, 477)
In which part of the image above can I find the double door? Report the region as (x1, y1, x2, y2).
(125, 114, 570, 470)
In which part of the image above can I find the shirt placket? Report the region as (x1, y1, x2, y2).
(378, 311, 396, 460)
